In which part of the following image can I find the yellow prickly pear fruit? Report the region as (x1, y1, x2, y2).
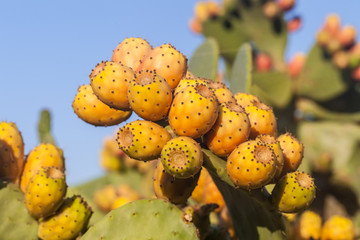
(277, 132, 304, 176)
(25, 167, 66, 219)
(20, 143, 65, 192)
(185, 71, 197, 79)
(90, 61, 135, 110)
(207, 82, 234, 104)
(100, 147, 123, 172)
(292, 210, 322, 240)
(320, 215, 354, 240)
(72, 85, 132, 126)
(0, 121, 24, 184)
(111, 196, 132, 209)
(174, 78, 210, 96)
(93, 185, 117, 212)
(111, 37, 153, 70)
(233, 92, 260, 108)
(38, 195, 92, 240)
(227, 140, 278, 189)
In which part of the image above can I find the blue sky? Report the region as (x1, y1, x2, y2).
(1, 0, 359, 185)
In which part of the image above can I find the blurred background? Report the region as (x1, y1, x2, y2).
(1, 0, 359, 185)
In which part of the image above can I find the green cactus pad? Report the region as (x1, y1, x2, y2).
(81, 199, 199, 240)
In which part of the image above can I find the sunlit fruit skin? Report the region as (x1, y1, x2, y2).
(128, 70, 172, 121)
(137, 43, 187, 89)
(277, 132, 304, 176)
(320, 215, 354, 240)
(153, 160, 200, 204)
(72, 85, 132, 126)
(292, 210, 322, 240)
(245, 101, 277, 139)
(90, 61, 135, 110)
(255, 53, 273, 72)
(117, 120, 171, 161)
(271, 171, 315, 213)
(227, 140, 278, 190)
(161, 136, 203, 179)
(20, 143, 65, 193)
(38, 195, 92, 240)
(204, 102, 250, 157)
(277, 0, 295, 11)
(324, 14, 341, 36)
(111, 37, 153, 70)
(110, 196, 132, 210)
(174, 78, 210, 96)
(169, 84, 219, 139)
(25, 167, 66, 219)
(288, 53, 306, 78)
(233, 92, 260, 108)
(207, 81, 234, 104)
(0, 121, 24, 185)
(338, 25, 356, 47)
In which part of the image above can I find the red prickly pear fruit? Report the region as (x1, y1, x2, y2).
(90, 61, 135, 111)
(127, 70, 172, 121)
(153, 160, 200, 204)
(204, 101, 250, 157)
(234, 92, 260, 108)
(277, 132, 304, 176)
(72, 85, 132, 126)
(0, 121, 24, 185)
(271, 171, 316, 213)
(174, 78, 210, 96)
(227, 140, 278, 190)
(288, 53, 306, 77)
(255, 53, 273, 72)
(20, 143, 65, 193)
(262, 1, 280, 19)
(207, 81, 234, 104)
(169, 83, 219, 139)
(352, 66, 360, 81)
(161, 136, 203, 179)
(287, 16, 302, 33)
(277, 0, 295, 11)
(321, 215, 354, 240)
(116, 120, 171, 161)
(337, 25, 357, 47)
(324, 14, 341, 36)
(245, 101, 277, 139)
(332, 51, 349, 69)
(111, 37, 153, 70)
(137, 43, 188, 89)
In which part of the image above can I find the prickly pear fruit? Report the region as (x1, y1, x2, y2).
(93, 185, 118, 212)
(291, 210, 322, 240)
(271, 171, 315, 213)
(277, 132, 304, 176)
(128, 70, 172, 121)
(117, 120, 171, 161)
(174, 78, 210, 96)
(185, 71, 197, 79)
(110, 185, 141, 210)
(100, 146, 123, 172)
(338, 25, 356, 47)
(204, 101, 250, 157)
(324, 14, 341, 36)
(72, 85, 132, 126)
(169, 84, 219, 138)
(233, 92, 260, 108)
(90, 61, 135, 110)
(153, 160, 200, 204)
(262, 1, 280, 19)
(207, 82, 234, 104)
(38, 195, 92, 240)
(161, 136, 203, 179)
(0, 121, 24, 184)
(111, 196, 132, 209)
(288, 53, 306, 78)
(111, 37, 153, 70)
(277, 0, 295, 11)
(25, 167, 67, 219)
(245, 101, 277, 139)
(20, 143, 65, 192)
(227, 140, 278, 189)
(137, 43, 187, 89)
(256, 53, 273, 72)
(320, 215, 354, 240)
(287, 16, 302, 33)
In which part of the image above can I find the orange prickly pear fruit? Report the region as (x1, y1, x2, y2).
(234, 92, 260, 108)
(189, 17, 202, 34)
(111, 37, 153, 70)
(111, 196, 132, 209)
(174, 78, 210, 96)
(332, 51, 349, 69)
(207, 81, 234, 104)
(288, 53, 306, 77)
(277, 132, 304, 176)
(277, 0, 295, 11)
(352, 66, 360, 81)
(291, 210, 322, 240)
(137, 43, 187, 89)
(255, 53, 273, 72)
(72, 85, 132, 126)
(287, 16, 302, 33)
(321, 215, 354, 240)
(262, 1, 280, 19)
(324, 14, 341, 36)
(337, 25, 356, 47)
(0, 121, 24, 185)
(90, 61, 135, 111)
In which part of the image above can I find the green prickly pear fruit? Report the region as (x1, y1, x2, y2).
(0, 121, 24, 184)
(90, 61, 135, 110)
(227, 140, 278, 189)
(153, 160, 200, 204)
(20, 143, 65, 192)
(174, 78, 210, 96)
(111, 37, 153, 70)
(207, 82, 234, 104)
(161, 136, 203, 179)
(271, 171, 316, 213)
(117, 120, 171, 161)
(137, 43, 188, 89)
(128, 70, 172, 121)
(169, 83, 219, 139)
(72, 85, 132, 126)
(38, 195, 92, 240)
(320, 215, 354, 240)
(277, 132, 304, 176)
(233, 92, 260, 108)
(204, 101, 250, 157)
(25, 167, 66, 219)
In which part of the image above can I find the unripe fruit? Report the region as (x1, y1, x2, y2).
(234, 92, 260, 108)
(128, 70, 172, 121)
(117, 120, 171, 161)
(111, 37, 153, 70)
(255, 53, 273, 72)
(321, 215, 354, 240)
(277, 132, 304, 176)
(0, 121, 24, 184)
(90, 61, 135, 110)
(227, 140, 278, 189)
(169, 84, 219, 138)
(161, 136, 203, 179)
(271, 171, 315, 213)
(288, 53, 306, 77)
(292, 211, 322, 240)
(208, 81, 234, 104)
(204, 101, 250, 157)
(72, 85, 132, 126)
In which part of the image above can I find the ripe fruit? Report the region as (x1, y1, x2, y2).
(72, 85, 132, 126)
(93, 185, 117, 212)
(321, 215, 354, 240)
(338, 25, 356, 47)
(208, 82, 234, 104)
(277, 132, 304, 176)
(277, 0, 295, 11)
(262, 1, 280, 19)
(234, 92, 260, 108)
(255, 53, 273, 72)
(324, 14, 341, 36)
(291, 211, 322, 240)
(174, 78, 210, 96)
(332, 51, 349, 69)
(287, 16, 302, 32)
(288, 53, 306, 77)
